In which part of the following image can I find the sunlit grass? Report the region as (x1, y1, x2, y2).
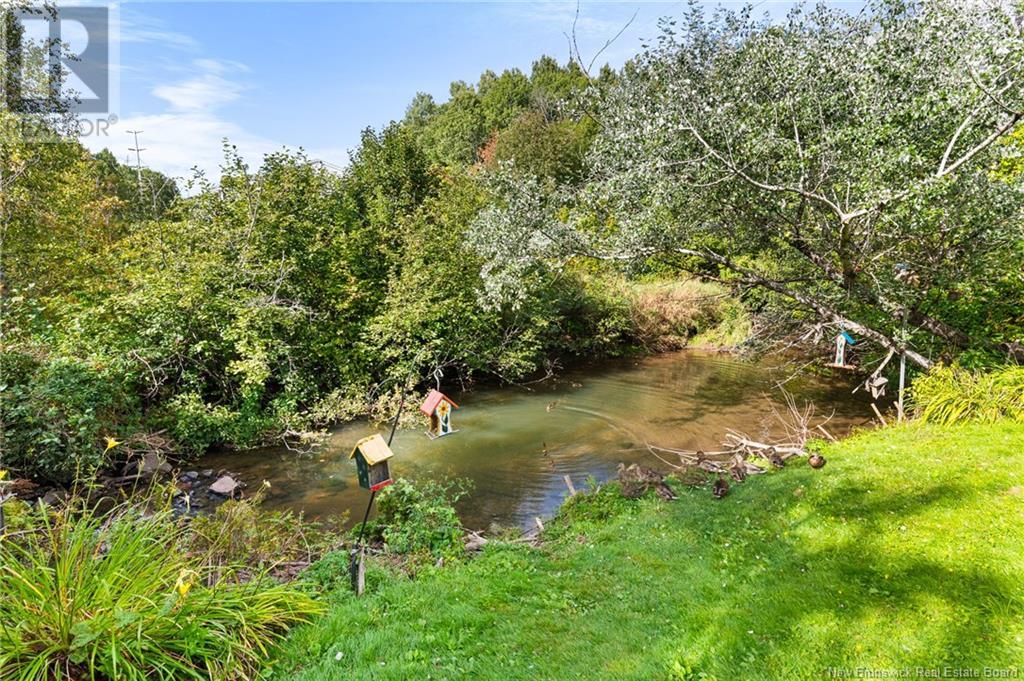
(0, 502, 322, 680)
(912, 365, 1024, 424)
(272, 421, 1024, 680)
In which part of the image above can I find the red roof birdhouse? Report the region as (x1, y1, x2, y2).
(420, 389, 458, 438)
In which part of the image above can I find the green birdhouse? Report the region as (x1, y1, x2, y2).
(349, 434, 395, 491)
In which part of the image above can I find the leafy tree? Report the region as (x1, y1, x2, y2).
(92, 148, 179, 221)
(529, 56, 588, 120)
(493, 111, 596, 183)
(474, 1, 1024, 369)
(402, 91, 438, 131)
(420, 82, 487, 166)
(478, 68, 531, 132)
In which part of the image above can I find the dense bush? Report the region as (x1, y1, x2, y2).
(373, 477, 470, 559)
(0, 350, 136, 483)
(0, 501, 321, 680)
(911, 365, 1024, 424)
(187, 486, 345, 572)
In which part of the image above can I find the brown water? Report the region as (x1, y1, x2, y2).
(198, 351, 873, 529)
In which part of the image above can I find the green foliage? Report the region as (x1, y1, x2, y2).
(92, 148, 179, 221)
(409, 55, 593, 168)
(552, 481, 633, 526)
(478, 68, 531, 131)
(419, 82, 488, 166)
(493, 111, 596, 183)
(627, 279, 751, 351)
(301, 550, 395, 596)
(0, 350, 136, 483)
(911, 365, 1024, 424)
(187, 486, 345, 572)
(473, 2, 1024, 369)
(0, 501, 321, 680)
(373, 477, 469, 559)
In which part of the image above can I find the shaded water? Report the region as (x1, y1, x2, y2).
(198, 351, 873, 529)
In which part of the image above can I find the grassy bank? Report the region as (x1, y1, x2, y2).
(272, 421, 1024, 680)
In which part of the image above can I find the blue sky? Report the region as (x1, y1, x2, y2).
(82, 1, 858, 181)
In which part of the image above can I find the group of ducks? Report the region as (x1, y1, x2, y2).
(711, 450, 826, 499)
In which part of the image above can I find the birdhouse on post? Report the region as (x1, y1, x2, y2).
(419, 389, 458, 439)
(349, 434, 395, 491)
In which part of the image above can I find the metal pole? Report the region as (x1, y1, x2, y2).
(387, 390, 406, 447)
(349, 383, 409, 593)
(353, 488, 376, 550)
(897, 352, 906, 422)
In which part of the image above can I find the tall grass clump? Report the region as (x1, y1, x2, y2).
(911, 365, 1024, 424)
(628, 279, 750, 351)
(0, 501, 322, 680)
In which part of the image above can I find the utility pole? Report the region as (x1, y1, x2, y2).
(126, 129, 146, 199)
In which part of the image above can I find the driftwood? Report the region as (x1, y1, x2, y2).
(635, 406, 829, 498)
(463, 522, 543, 554)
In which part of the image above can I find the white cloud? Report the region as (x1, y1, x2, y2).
(81, 59, 273, 184)
(152, 70, 247, 111)
(81, 57, 350, 189)
(90, 110, 283, 186)
(118, 12, 199, 52)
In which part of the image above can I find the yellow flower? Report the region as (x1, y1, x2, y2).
(175, 569, 198, 597)
(0, 469, 7, 481)
(103, 436, 122, 452)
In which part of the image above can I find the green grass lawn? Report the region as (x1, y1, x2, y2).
(271, 421, 1024, 680)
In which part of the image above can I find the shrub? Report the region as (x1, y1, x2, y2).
(0, 501, 321, 680)
(911, 365, 1024, 424)
(373, 478, 469, 559)
(0, 351, 136, 484)
(187, 486, 344, 574)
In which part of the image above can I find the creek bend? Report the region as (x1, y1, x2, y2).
(197, 351, 873, 529)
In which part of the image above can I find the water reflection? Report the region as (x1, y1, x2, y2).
(198, 351, 873, 529)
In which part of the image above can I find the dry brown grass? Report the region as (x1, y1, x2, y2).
(628, 279, 748, 351)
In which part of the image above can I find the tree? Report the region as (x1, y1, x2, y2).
(402, 91, 437, 131)
(529, 56, 588, 120)
(420, 82, 487, 166)
(474, 1, 1024, 369)
(478, 68, 531, 132)
(492, 110, 595, 184)
(92, 149, 179, 221)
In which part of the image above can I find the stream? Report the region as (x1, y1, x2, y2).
(197, 351, 874, 529)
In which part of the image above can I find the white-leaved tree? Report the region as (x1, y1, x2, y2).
(471, 0, 1024, 368)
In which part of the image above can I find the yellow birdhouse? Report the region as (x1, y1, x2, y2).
(349, 434, 395, 491)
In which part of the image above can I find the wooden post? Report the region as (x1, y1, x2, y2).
(897, 352, 907, 422)
(563, 475, 577, 497)
(355, 547, 366, 596)
(870, 402, 888, 427)
(816, 424, 837, 442)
